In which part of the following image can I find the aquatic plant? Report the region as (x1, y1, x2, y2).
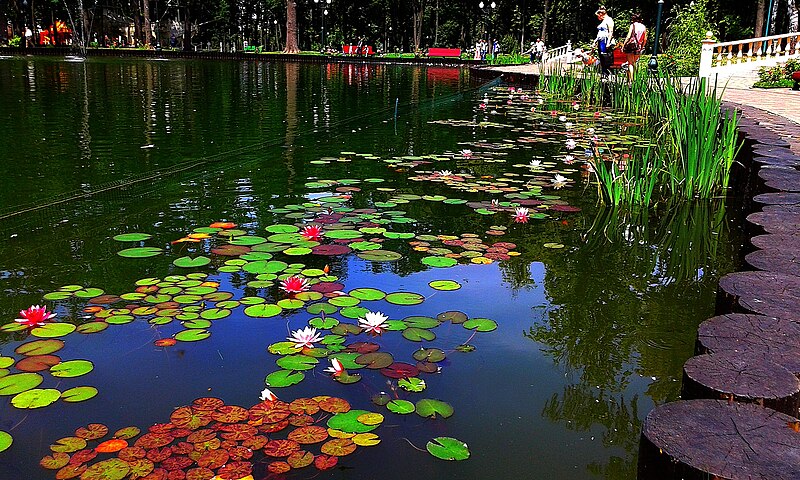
(287, 327, 322, 348)
(358, 311, 390, 335)
(280, 276, 310, 294)
(513, 207, 530, 223)
(15, 305, 56, 327)
(301, 224, 324, 241)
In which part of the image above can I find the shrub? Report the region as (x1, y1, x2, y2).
(9, 36, 21, 47)
(664, 0, 716, 76)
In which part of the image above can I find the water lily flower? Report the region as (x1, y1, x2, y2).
(479, 103, 487, 109)
(530, 106, 536, 112)
(301, 224, 324, 241)
(507, 99, 513, 105)
(15, 305, 56, 327)
(565, 139, 577, 150)
(586, 127, 595, 135)
(552, 174, 568, 189)
(359, 311, 390, 335)
(280, 276, 310, 295)
(514, 207, 530, 223)
(490, 199, 500, 209)
(572, 102, 580, 111)
(564, 155, 575, 164)
(529, 159, 543, 168)
(538, 98, 545, 105)
(435, 170, 454, 178)
(287, 326, 321, 348)
(593, 111, 602, 119)
(460, 149, 473, 158)
(558, 115, 567, 122)
(565, 122, 573, 129)
(260, 388, 278, 402)
(550, 110, 558, 117)
(324, 357, 344, 377)
(508, 87, 516, 92)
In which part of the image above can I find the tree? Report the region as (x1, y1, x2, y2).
(755, 0, 766, 37)
(412, 0, 424, 52)
(284, 0, 299, 53)
(789, 0, 799, 33)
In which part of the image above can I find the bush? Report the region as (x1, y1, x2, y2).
(783, 58, 800, 75)
(758, 65, 786, 83)
(664, 0, 716, 76)
(9, 36, 21, 47)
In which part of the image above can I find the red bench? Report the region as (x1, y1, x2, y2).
(427, 48, 462, 58)
(343, 45, 374, 55)
(793, 71, 800, 91)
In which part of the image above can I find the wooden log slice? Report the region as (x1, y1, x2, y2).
(697, 313, 800, 374)
(683, 352, 800, 416)
(718, 271, 800, 321)
(753, 136, 792, 147)
(751, 233, 800, 250)
(753, 155, 800, 168)
(752, 146, 799, 161)
(638, 399, 800, 480)
(746, 248, 800, 277)
(746, 208, 800, 234)
(753, 192, 800, 205)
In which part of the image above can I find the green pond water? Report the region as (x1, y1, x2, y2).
(0, 57, 740, 480)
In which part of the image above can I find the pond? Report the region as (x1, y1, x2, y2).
(0, 57, 740, 480)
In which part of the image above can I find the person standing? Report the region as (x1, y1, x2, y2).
(622, 13, 647, 81)
(594, 6, 614, 74)
(535, 38, 546, 62)
(474, 39, 482, 60)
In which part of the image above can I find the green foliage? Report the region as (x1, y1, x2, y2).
(499, 34, 519, 55)
(664, 0, 716, 76)
(757, 65, 788, 83)
(9, 36, 21, 47)
(754, 59, 800, 88)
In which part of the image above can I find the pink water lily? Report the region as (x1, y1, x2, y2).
(359, 311, 390, 335)
(15, 305, 56, 327)
(288, 326, 321, 348)
(280, 276, 310, 295)
(301, 224, 324, 241)
(565, 139, 577, 150)
(324, 357, 344, 377)
(514, 207, 530, 223)
(260, 388, 278, 402)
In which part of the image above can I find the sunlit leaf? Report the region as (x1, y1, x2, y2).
(415, 399, 454, 418)
(426, 437, 470, 460)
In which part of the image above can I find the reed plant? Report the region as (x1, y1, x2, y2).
(540, 66, 741, 206)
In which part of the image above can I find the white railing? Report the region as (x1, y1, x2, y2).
(700, 31, 800, 77)
(544, 41, 572, 64)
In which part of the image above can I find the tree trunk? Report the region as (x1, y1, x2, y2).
(131, 0, 141, 46)
(756, 0, 766, 37)
(284, 0, 299, 53)
(433, 0, 438, 46)
(412, 0, 424, 52)
(0, 9, 7, 44)
(142, 0, 151, 45)
(540, 0, 549, 43)
(789, 0, 799, 33)
(183, 4, 191, 51)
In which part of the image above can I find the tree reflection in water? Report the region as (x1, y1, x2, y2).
(522, 200, 741, 479)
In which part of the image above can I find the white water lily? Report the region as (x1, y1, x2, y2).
(552, 174, 569, 188)
(324, 357, 344, 376)
(564, 155, 575, 164)
(287, 326, 321, 348)
(260, 388, 277, 402)
(565, 139, 577, 150)
(565, 122, 573, 129)
(460, 149, 473, 158)
(490, 199, 500, 209)
(514, 207, 530, 223)
(436, 170, 454, 178)
(529, 159, 543, 168)
(359, 311, 390, 335)
(558, 115, 567, 122)
(586, 127, 595, 135)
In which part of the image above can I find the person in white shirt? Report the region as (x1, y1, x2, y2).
(594, 6, 615, 73)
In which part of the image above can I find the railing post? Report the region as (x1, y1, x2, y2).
(699, 31, 716, 78)
(566, 40, 572, 63)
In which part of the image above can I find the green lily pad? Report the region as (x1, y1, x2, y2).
(244, 304, 283, 318)
(356, 250, 403, 262)
(463, 318, 498, 332)
(340, 306, 369, 319)
(386, 399, 416, 414)
(0, 373, 43, 395)
(328, 353, 364, 370)
(329, 296, 360, 307)
(200, 308, 231, 320)
(276, 355, 318, 371)
(334, 372, 362, 384)
(427, 437, 470, 461)
(385, 292, 425, 306)
(243, 260, 288, 275)
(402, 327, 436, 342)
(412, 348, 446, 362)
(422, 256, 458, 268)
(0, 357, 13, 368)
(403, 316, 440, 328)
(74, 288, 104, 298)
(81, 458, 130, 480)
(112, 233, 152, 242)
(60, 386, 98, 403)
(175, 329, 211, 342)
(173, 256, 211, 268)
(543, 242, 565, 249)
(268, 342, 302, 355)
(398, 377, 427, 392)
(266, 224, 300, 233)
(327, 410, 378, 433)
(76, 322, 109, 334)
(307, 303, 338, 315)
(117, 247, 163, 258)
(415, 399, 454, 419)
(309, 316, 340, 329)
(265, 369, 304, 388)
(11, 388, 61, 409)
(428, 280, 462, 291)
(437, 311, 468, 324)
(349, 288, 386, 301)
(0, 431, 11, 453)
(383, 232, 415, 239)
(31, 323, 76, 338)
(15, 339, 65, 356)
(50, 360, 94, 378)
(229, 235, 267, 246)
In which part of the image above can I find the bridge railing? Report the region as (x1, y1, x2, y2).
(544, 41, 572, 64)
(700, 31, 800, 77)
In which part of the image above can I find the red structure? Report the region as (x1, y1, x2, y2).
(39, 21, 72, 46)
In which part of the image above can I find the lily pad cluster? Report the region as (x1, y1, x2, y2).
(39, 395, 383, 479)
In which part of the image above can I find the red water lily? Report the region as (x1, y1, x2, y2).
(514, 207, 530, 224)
(15, 305, 56, 327)
(280, 276, 310, 294)
(301, 224, 324, 241)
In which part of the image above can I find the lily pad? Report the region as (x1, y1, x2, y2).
(463, 318, 498, 332)
(173, 256, 211, 268)
(60, 386, 98, 403)
(386, 399, 416, 414)
(0, 431, 11, 453)
(326, 410, 378, 433)
(402, 327, 436, 342)
(265, 369, 304, 388)
(80, 458, 130, 480)
(112, 233, 152, 242)
(428, 280, 462, 291)
(415, 399, 454, 419)
(349, 288, 386, 301)
(15, 339, 65, 356)
(50, 360, 94, 378)
(175, 329, 211, 342)
(385, 292, 425, 306)
(426, 437, 470, 461)
(31, 323, 76, 338)
(11, 388, 61, 409)
(0, 373, 43, 395)
(356, 250, 403, 262)
(398, 377, 427, 392)
(117, 247, 163, 258)
(244, 304, 283, 318)
(422, 256, 458, 268)
(276, 355, 318, 371)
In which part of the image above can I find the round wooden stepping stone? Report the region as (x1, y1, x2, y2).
(752, 233, 800, 250)
(747, 206, 800, 234)
(697, 313, 800, 374)
(718, 271, 800, 321)
(639, 399, 800, 479)
(758, 168, 800, 192)
(753, 135, 791, 147)
(753, 192, 800, 205)
(683, 352, 800, 416)
(753, 154, 800, 168)
(752, 146, 799, 160)
(746, 248, 800, 276)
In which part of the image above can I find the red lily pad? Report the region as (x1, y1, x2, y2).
(288, 426, 329, 444)
(320, 438, 357, 456)
(311, 244, 351, 256)
(267, 461, 291, 474)
(287, 450, 315, 469)
(380, 362, 419, 379)
(192, 397, 225, 411)
(216, 462, 252, 479)
(160, 455, 193, 471)
(263, 439, 300, 457)
(75, 424, 109, 440)
(55, 464, 87, 479)
(289, 398, 320, 415)
(314, 454, 338, 470)
(144, 448, 172, 462)
(117, 448, 145, 462)
(15, 354, 61, 372)
(318, 397, 351, 414)
(219, 424, 257, 441)
(211, 405, 249, 423)
(78, 458, 130, 480)
(310, 282, 345, 293)
(94, 439, 128, 453)
(197, 449, 229, 469)
(15, 339, 65, 356)
(249, 401, 292, 424)
(68, 448, 97, 465)
(134, 432, 175, 449)
(210, 245, 251, 256)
